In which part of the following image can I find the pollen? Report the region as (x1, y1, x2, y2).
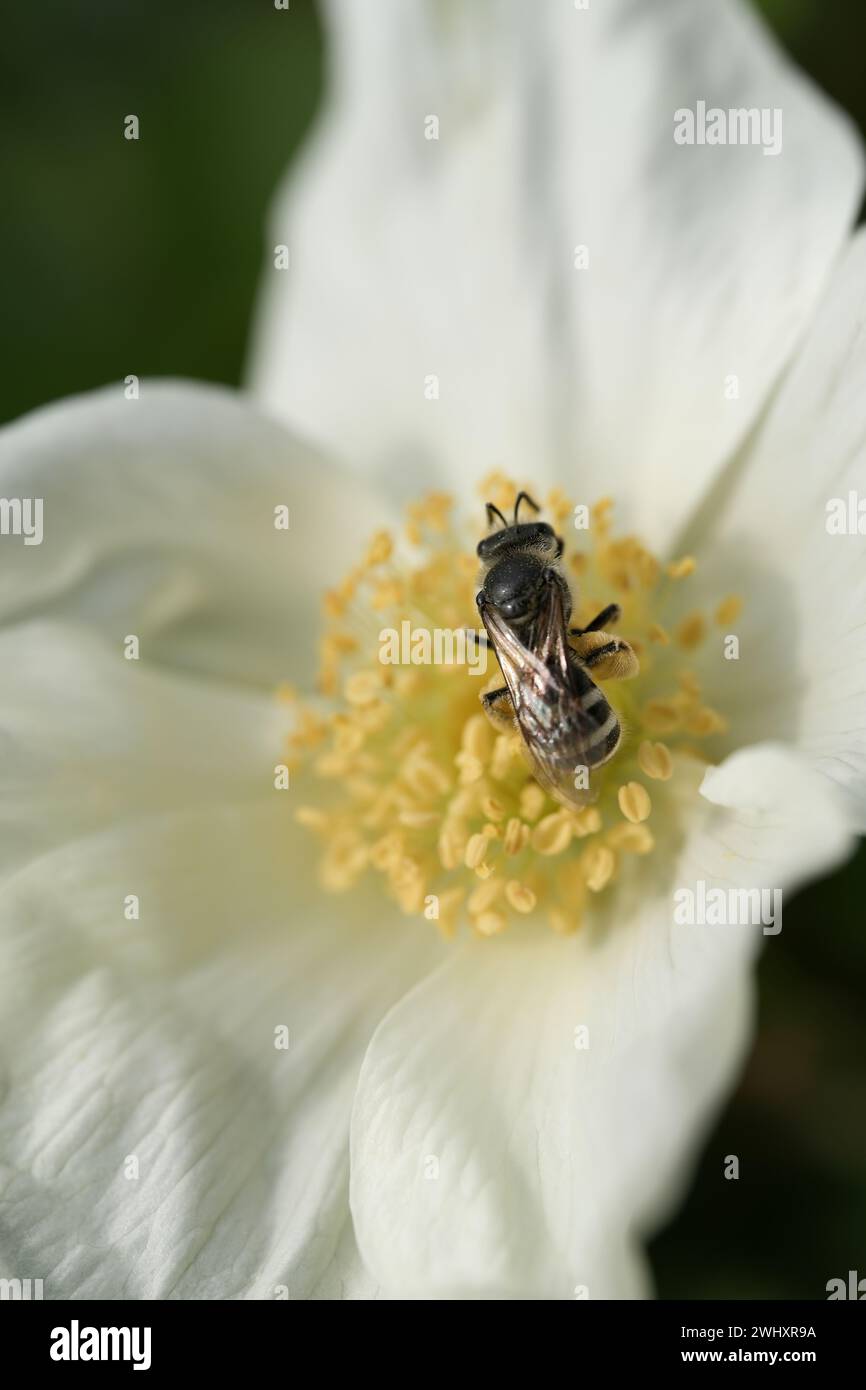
(618, 781, 653, 824)
(666, 555, 697, 579)
(284, 483, 736, 939)
(638, 740, 673, 781)
(715, 594, 743, 625)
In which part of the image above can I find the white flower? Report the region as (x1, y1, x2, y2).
(0, 0, 864, 1300)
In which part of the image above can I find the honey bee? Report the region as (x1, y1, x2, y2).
(476, 492, 638, 808)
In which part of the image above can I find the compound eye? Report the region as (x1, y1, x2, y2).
(477, 530, 513, 560)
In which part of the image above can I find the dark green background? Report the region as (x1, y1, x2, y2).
(2, 0, 864, 1299)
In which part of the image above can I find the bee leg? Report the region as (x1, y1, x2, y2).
(464, 629, 492, 648)
(569, 602, 621, 635)
(481, 685, 516, 731)
(574, 633, 640, 680)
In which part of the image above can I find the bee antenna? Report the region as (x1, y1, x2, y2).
(485, 502, 508, 529)
(513, 491, 540, 522)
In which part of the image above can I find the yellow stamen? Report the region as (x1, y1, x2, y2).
(715, 594, 743, 625)
(519, 783, 547, 823)
(476, 910, 508, 937)
(345, 670, 382, 706)
(503, 817, 531, 856)
(666, 555, 697, 579)
(675, 612, 706, 649)
(464, 832, 488, 870)
(618, 781, 652, 824)
(531, 812, 573, 856)
(582, 844, 616, 892)
(287, 483, 736, 939)
(505, 880, 538, 914)
(637, 740, 673, 781)
(607, 822, 655, 855)
(468, 878, 502, 914)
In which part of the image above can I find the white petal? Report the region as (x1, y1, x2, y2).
(349, 744, 852, 1298)
(0, 622, 282, 878)
(0, 381, 383, 689)
(691, 230, 866, 826)
(249, 0, 862, 545)
(0, 628, 441, 1298)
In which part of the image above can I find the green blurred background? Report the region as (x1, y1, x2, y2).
(1, 0, 864, 1299)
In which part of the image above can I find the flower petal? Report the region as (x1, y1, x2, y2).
(691, 230, 866, 826)
(249, 0, 862, 545)
(0, 381, 384, 690)
(0, 627, 440, 1298)
(349, 744, 852, 1298)
(0, 621, 282, 878)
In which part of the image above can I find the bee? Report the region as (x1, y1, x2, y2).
(476, 492, 638, 809)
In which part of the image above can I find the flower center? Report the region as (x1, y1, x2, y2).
(284, 474, 740, 938)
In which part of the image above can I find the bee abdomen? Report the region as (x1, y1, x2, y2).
(579, 683, 621, 767)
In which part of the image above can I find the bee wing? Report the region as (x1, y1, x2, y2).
(479, 582, 597, 807)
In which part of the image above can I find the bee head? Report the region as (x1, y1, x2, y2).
(476, 520, 560, 563)
(482, 551, 556, 620)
